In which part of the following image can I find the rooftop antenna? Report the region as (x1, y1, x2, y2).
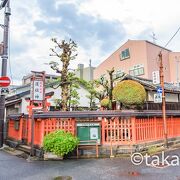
(150, 32, 157, 44)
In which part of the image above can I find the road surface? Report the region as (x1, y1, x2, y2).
(0, 148, 180, 180)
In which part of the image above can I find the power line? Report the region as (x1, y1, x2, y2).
(163, 26, 180, 50)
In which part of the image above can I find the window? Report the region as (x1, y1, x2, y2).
(129, 64, 144, 76)
(120, 48, 130, 60)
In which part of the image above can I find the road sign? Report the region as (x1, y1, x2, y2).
(152, 71, 160, 85)
(0, 87, 9, 95)
(154, 93, 162, 103)
(0, 76, 11, 87)
(157, 86, 162, 94)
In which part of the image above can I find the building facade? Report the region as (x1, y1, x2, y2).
(75, 60, 95, 81)
(5, 73, 95, 116)
(94, 40, 180, 84)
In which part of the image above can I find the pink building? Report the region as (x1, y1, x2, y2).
(94, 40, 180, 83)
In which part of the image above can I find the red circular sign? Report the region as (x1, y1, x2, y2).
(0, 76, 11, 87)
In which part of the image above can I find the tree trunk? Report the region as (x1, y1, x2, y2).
(61, 83, 69, 111)
(108, 68, 114, 110)
(61, 57, 69, 111)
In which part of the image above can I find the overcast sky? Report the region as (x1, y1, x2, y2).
(0, 0, 180, 85)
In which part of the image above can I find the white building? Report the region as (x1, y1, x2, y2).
(5, 73, 96, 116)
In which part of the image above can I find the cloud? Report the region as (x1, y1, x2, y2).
(34, 3, 126, 67)
(78, 0, 180, 48)
(1, 0, 180, 85)
(34, 3, 126, 50)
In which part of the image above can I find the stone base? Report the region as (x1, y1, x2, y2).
(44, 152, 63, 160)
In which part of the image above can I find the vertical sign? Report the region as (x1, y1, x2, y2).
(152, 71, 160, 85)
(30, 71, 46, 111)
(31, 80, 44, 101)
(154, 93, 162, 103)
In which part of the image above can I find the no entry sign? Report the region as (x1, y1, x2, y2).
(0, 76, 11, 87)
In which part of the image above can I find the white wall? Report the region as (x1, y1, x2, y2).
(148, 91, 178, 102)
(46, 86, 93, 107)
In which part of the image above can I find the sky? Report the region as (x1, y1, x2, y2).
(0, 0, 180, 85)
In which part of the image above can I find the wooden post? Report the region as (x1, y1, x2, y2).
(131, 116, 136, 144)
(76, 146, 79, 159)
(30, 110, 35, 156)
(101, 118, 105, 144)
(110, 137, 114, 158)
(159, 52, 168, 147)
(154, 116, 157, 140)
(18, 117, 23, 141)
(40, 120, 44, 147)
(96, 141, 99, 158)
(110, 119, 114, 158)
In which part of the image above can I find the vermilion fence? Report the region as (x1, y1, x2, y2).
(7, 111, 180, 148)
(101, 116, 180, 145)
(101, 117, 133, 145)
(34, 118, 75, 146)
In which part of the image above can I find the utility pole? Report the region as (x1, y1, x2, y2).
(176, 56, 180, 86)
(150, 32, 157, 44)
(0, 0, 11, 148)
(159, 52, 168, 147)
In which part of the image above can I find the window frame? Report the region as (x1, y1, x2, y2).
(120, 48, 130, 61)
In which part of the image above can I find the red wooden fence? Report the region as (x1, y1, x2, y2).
(34, 118, 75, 146)
(101, 116, 180, 145)
(7, 114, 180, 147)
(8, 117, 75, 147)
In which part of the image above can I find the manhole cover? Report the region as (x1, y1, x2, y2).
(53, 176, 72, 180)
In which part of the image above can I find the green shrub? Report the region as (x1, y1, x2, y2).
(113, 80, 146, 108)
(100, 98, 109, 107)
(43, 130, 79, 156)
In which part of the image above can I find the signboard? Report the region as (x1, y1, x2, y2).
(77, 123, 100, 127)
(152, 71, 160, 85)
(154, 93, 162, 103)
(77, 123, 101, 145)
(0, 76, 11, 87)
(31, 80, 44, 101)
(90, 128, 98, 139)
(0, 87, 9, 95)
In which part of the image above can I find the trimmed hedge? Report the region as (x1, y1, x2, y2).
(113, 80, 146, 107)
(43, 130, 79, 156)
(100, 98, 109, 107)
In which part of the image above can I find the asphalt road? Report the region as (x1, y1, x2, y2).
(0, 148, 180, 180)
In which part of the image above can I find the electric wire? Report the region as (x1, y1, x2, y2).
(164, 26, 180, 48)
(160, 26, 180, 53)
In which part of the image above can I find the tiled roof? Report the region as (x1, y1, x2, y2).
(119, 74, 180, 93)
